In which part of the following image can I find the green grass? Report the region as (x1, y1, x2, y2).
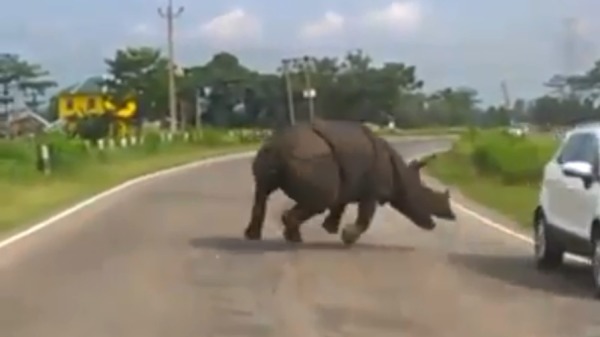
(0, 130, 261, 234)
(426, 150, 539, 226)
(0, 125, 466, 235)
(426, 129, 559, 227)
(374, 126, 466, 137)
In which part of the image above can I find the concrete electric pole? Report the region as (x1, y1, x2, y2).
(281, 59, 296, 125)
(281, 56, 317, 124)
(301, 56, 316, 122)
(158, 0, 184, 133)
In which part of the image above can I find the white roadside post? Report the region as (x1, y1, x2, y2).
(39, 144, 51, 175)
(302, 87, 317, 123)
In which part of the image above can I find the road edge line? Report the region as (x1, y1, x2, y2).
(0, 150, 257, 251)
(411, 150, 590, 264)
(2, 139, 590, 265)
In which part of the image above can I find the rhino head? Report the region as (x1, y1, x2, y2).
(406, 154, 456, 221)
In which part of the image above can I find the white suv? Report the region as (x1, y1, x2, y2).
(534, 124, 600, 297)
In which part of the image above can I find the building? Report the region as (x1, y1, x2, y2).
(56, 76, 138, 137)
(57, 76, 107, 119)
(0, 108, 50, 138)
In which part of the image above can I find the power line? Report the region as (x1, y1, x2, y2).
(158, 0, 184, 133)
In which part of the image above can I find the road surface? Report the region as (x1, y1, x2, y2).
(0, 138, 599, 337)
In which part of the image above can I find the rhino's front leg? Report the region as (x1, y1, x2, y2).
(321, 203, 347, 234)
(341, 199, 377, 245)
(281, 203, 320, 243)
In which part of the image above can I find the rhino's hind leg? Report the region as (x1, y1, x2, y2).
(281, 204, 320, 243)
(341, 199, 377, 245)
(321, 203, 347, 234)
(244, 184, 275, 240)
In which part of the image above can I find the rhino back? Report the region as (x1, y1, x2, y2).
(310, 120, 383, 202)
(371, 137, 395, 202)
(275, 123, 331, 159)
(270, 123, 341, 210)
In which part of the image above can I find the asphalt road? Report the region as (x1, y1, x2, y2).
(1, 138, 600, 337)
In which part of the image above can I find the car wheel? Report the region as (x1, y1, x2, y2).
(534, 214, 563, 269)
(592, 238, 600, 298)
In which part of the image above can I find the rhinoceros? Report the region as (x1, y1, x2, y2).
(243, 119, 455, 245)
(320, 154, 455, 236)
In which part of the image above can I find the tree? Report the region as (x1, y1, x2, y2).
(97, 47, 556, 129)
(104, 46, 169, 121)
(425, 87, 479, 126)
(0, 54, 56, 112)
(179, 52, 258, 127)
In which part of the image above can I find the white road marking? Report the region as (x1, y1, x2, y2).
(452, 199, 589, 264)
(0, 151, 256, 251)
(0, 142, 591, 266)
(408, 150, 591, 265)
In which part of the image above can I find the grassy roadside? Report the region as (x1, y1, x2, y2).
(0, 126, 463, 235)
(425, 130, 558, 227)
(0, 142, 258, 234)
(426, 150, 539, 227)
(375, 126, 466, 137)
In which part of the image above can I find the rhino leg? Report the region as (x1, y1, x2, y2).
(341, 199, 377, 245)
(281, 203, 320, 243)
(321, 203, 347, 234)
(244, 184, 275, 240)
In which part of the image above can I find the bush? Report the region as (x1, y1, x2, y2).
(0, 127, 266, 184)
(0, 139, 37, 180)
(453, 129, 559, 184)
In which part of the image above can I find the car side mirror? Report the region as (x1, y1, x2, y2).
(561, 161, 595, 188)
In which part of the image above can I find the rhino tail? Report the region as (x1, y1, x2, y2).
(252, 144, 283, 188)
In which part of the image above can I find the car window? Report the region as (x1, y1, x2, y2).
(557, 133, 586, 163)
(579, 134, 600, 167)
(557, 133, 600, 167)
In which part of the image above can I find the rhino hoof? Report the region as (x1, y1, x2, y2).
(283, 227, 303, 243)
(341, 224, 362, 245)
(244, 227, 262, 240)
(322, 221, 339, 234)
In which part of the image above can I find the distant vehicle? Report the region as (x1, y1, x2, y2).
(534, 122, 600, 297)
(507, 123, 529, 137)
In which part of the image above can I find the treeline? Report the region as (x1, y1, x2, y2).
(0, 54, 57, 112)
(4, 48, 600, 129)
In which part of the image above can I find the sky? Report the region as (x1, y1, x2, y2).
(1, 0, 599, 105)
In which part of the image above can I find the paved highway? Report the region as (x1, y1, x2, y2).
(0, 138, 599, 337)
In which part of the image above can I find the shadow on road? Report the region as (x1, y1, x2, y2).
(189, 236, 415, 254)
(449, 253, 595, 300)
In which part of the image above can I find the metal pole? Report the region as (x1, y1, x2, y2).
(282, 60, 296, 125)
(195, 88, 202, 129)
(158, 0, 183, 133)
(301, 56, 315, 122)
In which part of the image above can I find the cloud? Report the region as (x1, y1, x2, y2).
(130, 23, 156, 37)
(195, 8, 262, 46)
(362, 1, 422, 34)
(299, 11, 345, 40)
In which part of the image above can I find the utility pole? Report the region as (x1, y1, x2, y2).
(282, 59, 296, 125)
(195, 88, 202, 129)
(301, 56, 316, 122)
(158, 0, 184, 133)
(500, 80, 511, 109)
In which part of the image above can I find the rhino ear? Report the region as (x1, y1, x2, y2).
(444, 189, 450, 198)
(409, 159, 427, 171)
